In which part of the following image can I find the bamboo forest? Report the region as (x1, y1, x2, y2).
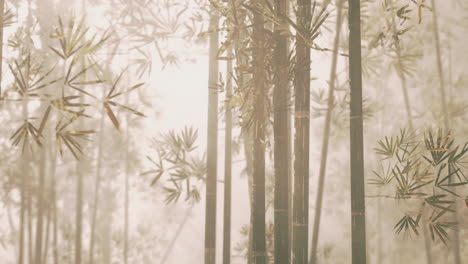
(0, 0, 467, 263)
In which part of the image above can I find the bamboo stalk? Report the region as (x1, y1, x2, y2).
(27, 187, 33, 264)
(222, 46, 233, 264)
(204, 5, 219, 264)
(230, 3, 254, 261)
(88, 105, 105, 264)
(292, 0, 311, 262)
(42, 193, 51, 264)
(123, 66, 131, 264)
(251, 0, 267, 263)
(160, 206, 194, 263)
(348, 0, 367, 263)
(273, 0, 290, 263)
(309, 1, 344, 263)
(430, 1, 460, 263)
(34, 145, 47, 264)
(18, 168, 25, 264)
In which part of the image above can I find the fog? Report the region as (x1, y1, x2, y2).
(0, 0, 467, 264)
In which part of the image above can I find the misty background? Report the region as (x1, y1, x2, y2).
(0, 0, 467, 264)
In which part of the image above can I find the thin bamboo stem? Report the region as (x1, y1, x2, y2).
(309, 1, 344, 263)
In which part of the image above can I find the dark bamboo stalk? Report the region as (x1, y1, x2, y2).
(204, 6, 219, 264)
(223, 46, 233, 264)
(273, 0, 290, 263)
(292, 0, 311, 262)
(309, 1, 344, 263)
(251, 0, 266, 263)
(348, 0, 367, 263)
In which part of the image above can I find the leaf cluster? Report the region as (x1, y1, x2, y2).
(372, 128, 468, 244)
(142, 126, 206, 204)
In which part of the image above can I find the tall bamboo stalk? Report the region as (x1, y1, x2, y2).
(423, 224, 433, 264)
(389, 8, 413, 131)
(51, 143, 58, 264)
(160, 206, 194, 263)
(101, 187, 112, 264)
(75, 101, 84, 264)
(124, 145, 129, 264)
(27, 168, 33, 264)
(34, 147, 47, 264)
(204, 5, 219, 264)
(430, 0, 449, 132)
(251, 0, 266, 263)
(123, 69, 131, 264)
(430, 1, 460, 263)
(18, 165, 25, 264)
(88, 107, 105, 264)
(273, 0, 290, 263)
(292, 0, 311, 262)
(25, 8, 35, 262)
(309, 1, 344, 263)
(222, 46, 233, 264)
(230, 3, 254, 261)
(42, 192, 51, 264)
(348, 0, 367, 263)
(388, 1, 435, 261)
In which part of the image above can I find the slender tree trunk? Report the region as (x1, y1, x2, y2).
(19, 171, 25, 264)
(273, 0, 290, 263)
(52, 153, 58, 264)
(88, 117, 104, 264)
(124, 74, 131, 264)
(244, 129, 254, 264)
(204, 6, 219, 264)
(124, 152, 129, 264)
(348, 0, 367, 263)
(160, 206, 194, 264)
(422, 224, 433, 264)
(35, 149, 47, 264)
(231, 5, 254, 261)
(27, 189, 33, 264)
(89, 63, 109, 264)
(75, 158, 83, 264)
(75, 52, 89, 264)
(309, 1, 344, 263)
(286, 2, 293, 259)
(293, 0, 311, 262)
(223, 46, 233, 264)
(430, 0, 449, 132)
(250, 1, 267, 263)
(388, 3, 413, 131)
(430, 2, 460, 263)
(42, 198, 51, 264)
(101, 187, 113, 264)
